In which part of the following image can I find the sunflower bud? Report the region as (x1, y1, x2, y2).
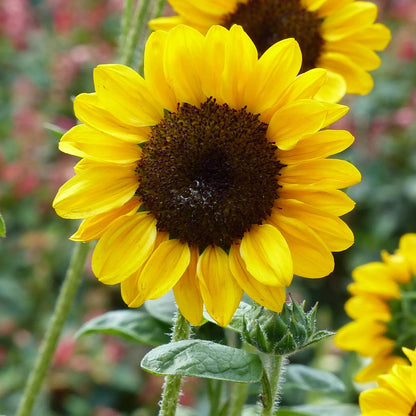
(242, 296, 333, 356)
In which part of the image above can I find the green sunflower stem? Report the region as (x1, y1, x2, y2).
(259, 354, 285, 416)
(121, 0, 153, 67)
(16, 242, 90, 416)
(227, 382, 249, 416)
(136, 0, 167, 74)
(158, 310, 191, 416)
(118, 0, 135, 59)
(152, 0, 167, 19)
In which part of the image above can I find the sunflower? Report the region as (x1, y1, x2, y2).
(149, 0, 391, 102)
(359, 347, 416, 416)
(335, 233, 416, 382)
(53, 24, 360, 327)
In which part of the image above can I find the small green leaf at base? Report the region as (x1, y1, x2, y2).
(0, 213, 5, 237)
(141, 339, 263, 383)
(283, 404, 361, 416)
(76, 310, 171, 346)
(44, 122, 66, 139)
(283, 364, 346, 395)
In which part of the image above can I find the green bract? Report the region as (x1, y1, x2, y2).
(242, 297, 333, 355)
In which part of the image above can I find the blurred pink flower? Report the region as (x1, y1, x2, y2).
(53, 336, 77, 367)
(0, 0, 34, 49)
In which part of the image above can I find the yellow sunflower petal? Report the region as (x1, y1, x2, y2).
(173, 246, 203, 326)
(359, 384, 411, 413)
(59, 124, 142, 163)
(267, 99, 328, 150)
(321, 102, 350, 127)
(279, 185, 356, 216)
(334, 319, 391, 356)
(164, 25, 205, 106)
(197, 245, 243, 327)
(268, 214, 334, 278)
(120, 268, 143, 307)
(325, 40, 381, 70)
(239, 224, 293, 287)
(349, 263, 400, 298)
(277, 199, 354, 251)
(121, 231, 169, 307)
(381, 250, 411, 284)
(144, 30, 178, 112)
(133, 239, 191, 304)
(301, 0, 327, 12)
(273, 68, 327, 109)
(70, 197, 141, 242)
(244, 38, 302, 114)
(319, 51, 374, 94)
(279, 129, 354, 164)
(321, 2, 378, 41)
(94, 64, 163, 127)
(403, 347, 416, 366)
(355, 355, 408, 384)
(188, 0, 234, 16)
(399, 233, 416, 276)
(316, 0, 354, 17)
(167, 0, 224, 28)
(382, 365, 416, 400)
(53, 161, 138, 219)
(220, 24, 258, 108)
(74, 93, 150, 142)
(229, 244, 286, 312)
(346, 23, 391, 51)
(280, 159, 361, 189)
(148, 15, 187, 32)
(92, 212, 157, 284)
(313, 70, 346, 103)
(344, 294, 391, 321)
(200, 25, 228, 99)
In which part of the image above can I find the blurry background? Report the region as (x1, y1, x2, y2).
(0, 0, 415, 414)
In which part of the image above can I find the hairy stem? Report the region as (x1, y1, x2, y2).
(259, 354, 284, 416)
(121, 0, 152, 67)
(16, 242, 90, 416)
(158, 310, 191, 416)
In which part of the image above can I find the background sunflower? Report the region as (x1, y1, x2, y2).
(149, 0, 391, 101)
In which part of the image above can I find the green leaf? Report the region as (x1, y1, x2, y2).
(44, 122, 66, 139)
(275, 410, 311, 416)
(242, 407, 309, 416)
(76, 310, 171, 346)
(175, 406, 199, 416)
(141, 339, 263, 383)
(304, 330, 334, 349)
(145, 290, 177, 324)
(286, 404, 360, 416)
(203, 301, 253, 332)
(0, 213, 5, 237)
(283, 364, 345, 395)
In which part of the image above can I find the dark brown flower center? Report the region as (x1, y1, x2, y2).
(222, 0, 324, 72)
(409, 403, 416, 416)
(136, 98, 283, 249)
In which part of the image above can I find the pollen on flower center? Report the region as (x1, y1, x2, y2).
(136, 98, 283, 249)
(222, 0, 324, 72)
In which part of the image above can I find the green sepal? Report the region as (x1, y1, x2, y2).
(242, 297, 331, 355)
(141, 339, 263, 383)
(75, 310, 171, 346)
